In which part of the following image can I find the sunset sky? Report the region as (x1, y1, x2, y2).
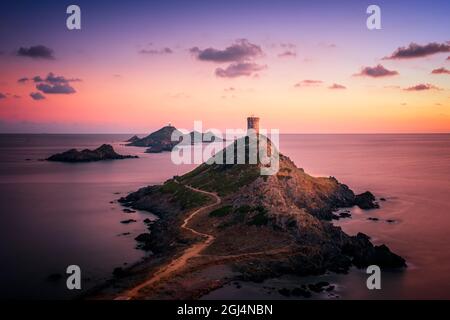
(0, 0, 449, 133)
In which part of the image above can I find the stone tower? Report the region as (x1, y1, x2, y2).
(247, 116, 260, 134)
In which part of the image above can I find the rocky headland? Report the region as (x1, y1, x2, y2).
(89, 135, 405, 300)
(47, 144, 138, 162)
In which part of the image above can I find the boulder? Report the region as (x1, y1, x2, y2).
(355, 191, 380, 209)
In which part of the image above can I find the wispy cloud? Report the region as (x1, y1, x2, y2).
(44, 72, 81, 84)
(215, 62, 266, 78)
(30, 92, 45, 100)
(36, 83, 76, 94)
(278, 50, 296, 58)
(404, 83, 442, 91)
(139, 47, 173, 55)
(384, 42, 450, 59)
(354, 64, 399, 77)
(328, 83, 346, 90)
(19, 73, 81, 85)
(318, 42, 337, 48)
(294, 80, 323, 87)
(431, 67, 450, 74)
(16, 45, 55, 60)
(19, 72, 80, 95)
(280, 43, 296, 49)
(278, 43, 296, 58)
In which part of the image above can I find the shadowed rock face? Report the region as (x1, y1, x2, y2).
(47, 144, 138, 162)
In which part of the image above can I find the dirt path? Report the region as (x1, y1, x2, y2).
(114, 184, 294, 300)
(115, 185, 221, 300)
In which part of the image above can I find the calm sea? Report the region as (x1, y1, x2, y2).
(0, 134, 449, 299)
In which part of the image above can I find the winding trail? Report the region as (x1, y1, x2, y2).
(114, 183, 294, 300)
(115, 184, 221, 300)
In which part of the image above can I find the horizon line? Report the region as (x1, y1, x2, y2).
(1, 132, 449, 135)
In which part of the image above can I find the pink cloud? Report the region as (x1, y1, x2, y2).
(294, 80, 323, 87)
(355, 64, 399, 78)
(404, 83, 442, 91)
(328, 83, 346, 90)
(431, 67, 450, 75)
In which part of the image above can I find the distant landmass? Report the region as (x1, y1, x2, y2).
(47, 144, 138, 162)
(126, 125, 224, 153)
(91, 134, 405, 300)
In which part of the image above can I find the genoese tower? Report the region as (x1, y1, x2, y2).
(247, 116, 260, 134)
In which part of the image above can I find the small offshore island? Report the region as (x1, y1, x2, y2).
(47, 144, 138, 162)
(89, 118, 406, 300)
(126, 125, 224, 153)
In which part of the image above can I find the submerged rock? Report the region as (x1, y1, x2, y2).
(135, 233, 152, 242)
(47, 144, 138, 162)
(120, 219, 136, 224)
(339, 211, 352, 219)
(355, 191, 380, 209)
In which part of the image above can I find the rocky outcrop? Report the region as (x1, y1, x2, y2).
(126, 135, 140, 143)
(342, 233, 405, 268)
(355, 191, 379, 209)
(126, 125, 181, 153)
(47, 144, 138, 162)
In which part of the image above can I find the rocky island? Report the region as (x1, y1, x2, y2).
(47, 144, 138, 162)
(126, 126, 224, 153)
(126, 125, 179, 153)
(89, 133, 405, 300)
